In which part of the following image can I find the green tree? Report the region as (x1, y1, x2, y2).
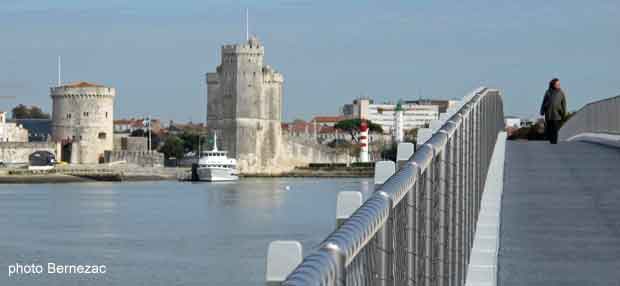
(28, 106, 49, 119)
(11, 104, 30, 119)
(334, 119, 383, 143)
(11, 104, 50, 119)
(404, 128, 418, 144)
(179, 132, 207, 153)
(160, 136, 184, 160)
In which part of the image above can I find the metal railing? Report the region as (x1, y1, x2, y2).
(270, 88, 504, 286)
(559, 94, 620, 141)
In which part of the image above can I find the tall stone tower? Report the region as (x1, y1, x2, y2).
(206, 36, 284, 173)
(51, 81, 115, 164)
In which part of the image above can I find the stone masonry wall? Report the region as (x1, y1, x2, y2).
(0, 142, 58, 164)
(238, 135, 352, 174)
(104, 150, 164, 167)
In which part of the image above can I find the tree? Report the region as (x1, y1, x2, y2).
(28, 106, 49, 119)
(404, 128, 418, 144)
(11, 104, 50, 119)
(160, 136, 184, 160)
(11, 104, 29, 119)
(334, 119, 383, 143)
(179, 132, 207, 153)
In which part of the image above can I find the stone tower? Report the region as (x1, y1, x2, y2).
(206, 36, 284, 173)
(51, 81, 115, 164)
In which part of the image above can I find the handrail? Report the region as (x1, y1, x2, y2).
(279, 88, 504, 286)
(559, 94, 620, 141)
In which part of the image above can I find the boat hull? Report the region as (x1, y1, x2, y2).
(196, 167, 238, 182)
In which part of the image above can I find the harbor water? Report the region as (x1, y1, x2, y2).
(0, 178, 373, 286)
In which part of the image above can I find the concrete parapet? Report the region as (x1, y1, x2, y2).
(465, 131, 506, 286)
(560, 94, 620, 141)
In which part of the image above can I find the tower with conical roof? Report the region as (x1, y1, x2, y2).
(206, 36, 284, 172)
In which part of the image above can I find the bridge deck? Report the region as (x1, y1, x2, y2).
(499, 141, 620, 285)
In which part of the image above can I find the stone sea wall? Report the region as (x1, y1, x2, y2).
(105, 150, 164, 167)
(238, 136, 352, 175)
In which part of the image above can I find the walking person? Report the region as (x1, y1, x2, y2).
(540, 78, 567, 144)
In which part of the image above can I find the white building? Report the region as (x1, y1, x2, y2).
(505, 116, 521, 128)
(0, 111, 29, 142)
(342, 98, 439, 134)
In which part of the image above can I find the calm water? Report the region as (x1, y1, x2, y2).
(0, 178, 373, 286)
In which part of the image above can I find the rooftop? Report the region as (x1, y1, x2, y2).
(60, 81, 105, 88)
(312, 116, 346, 123)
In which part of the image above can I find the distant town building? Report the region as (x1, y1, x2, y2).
(14, 119, 52, 142)
(51, 81, 115, 164)
(404, 99, 460, 113)
(0, 111, 29, 142)
(311, 116, 347, 127)
(282, 120, 350, 143)
(341, 98, 439, 134)
(114, 118, 162, 134)
(164, 121, 207, 135)
(282, 119, 389, 147)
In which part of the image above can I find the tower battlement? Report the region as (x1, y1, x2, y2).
(222, 44, 265, 55)
(222, 36, 265, 55)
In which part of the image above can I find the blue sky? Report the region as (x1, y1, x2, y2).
(1, 0, 618, 122)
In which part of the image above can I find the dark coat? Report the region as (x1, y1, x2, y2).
(540, 88, 567, 121)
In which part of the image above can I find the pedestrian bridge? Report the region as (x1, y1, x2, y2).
(263, 89, 620, 286)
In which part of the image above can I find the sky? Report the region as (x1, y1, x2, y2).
(0, 0, 618, 122)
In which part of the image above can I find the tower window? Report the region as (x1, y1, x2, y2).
(105, 112, 108, 118)
(98, 132, 107, 139)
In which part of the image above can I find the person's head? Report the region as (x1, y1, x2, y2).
(549, 78, 560, 90)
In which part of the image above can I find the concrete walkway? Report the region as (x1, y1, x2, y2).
(499, 141, 620, 286)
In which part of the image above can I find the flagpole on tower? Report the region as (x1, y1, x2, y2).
(57, 56, 62, 87)
(245, 8, 249, 41)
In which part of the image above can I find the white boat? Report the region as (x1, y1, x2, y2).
(196, 133, 239, 182)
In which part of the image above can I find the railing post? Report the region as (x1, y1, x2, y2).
(266, 241, 303, 286)
(461, 113, 469, 286)
(396, 142, 415, 170)
(374, 162, 395, 286)
(437, 132, 449, 286)
(374, 161, 396, 189)
(408, 166, 419, 286)
(374, 191, 394, 286)
(397, 142, 416, 286)
(423, 150, 433, 286)
(336, 191, 363, 227)
(446, 130, 456, 286)
(324, 242, 347, 286)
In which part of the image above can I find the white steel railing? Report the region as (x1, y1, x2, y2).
(266, 88, 504, 286)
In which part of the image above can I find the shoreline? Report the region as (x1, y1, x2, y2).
(0, 165, 373, 184)
(0, 169, 372, 184)
(0, 173, 175, 184)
